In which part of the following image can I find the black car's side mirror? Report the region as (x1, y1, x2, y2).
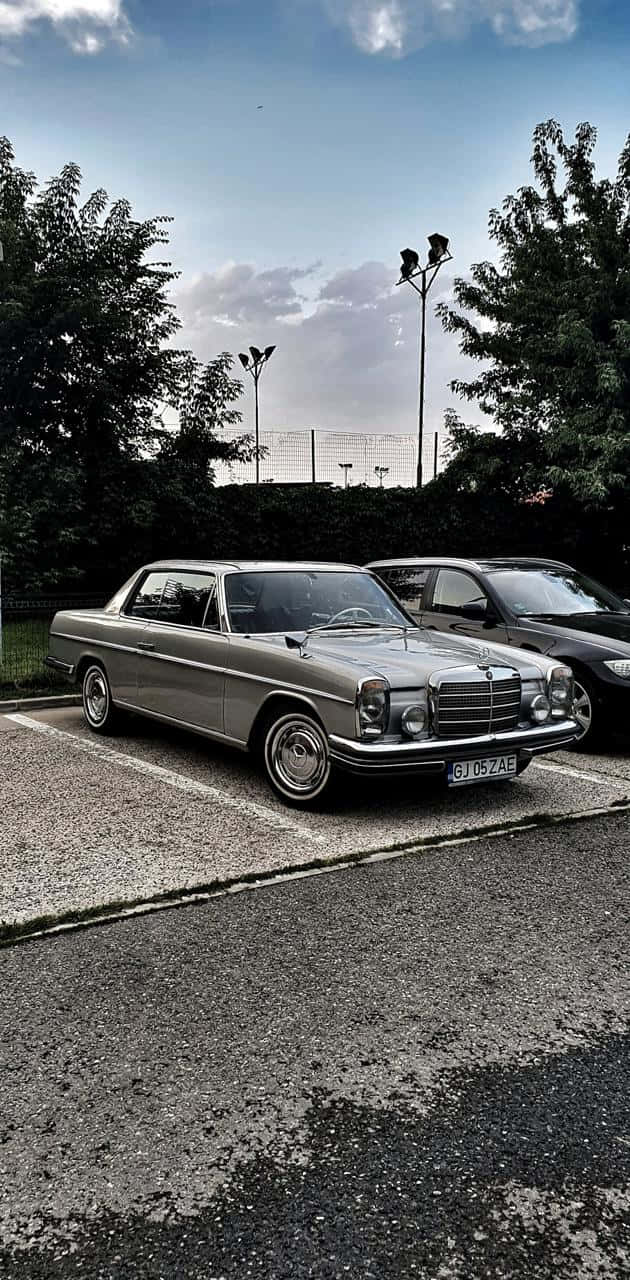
(461, 602, 493, 622)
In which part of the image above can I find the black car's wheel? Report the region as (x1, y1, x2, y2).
(568, 671, 599, 751)
(81, 663, 120, 735)
(263, 709, 332, 807)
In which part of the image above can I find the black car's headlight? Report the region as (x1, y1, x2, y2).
(604, 660, 630, 679)
(356, 677, 390, 738)
(547, 665, 574, 717)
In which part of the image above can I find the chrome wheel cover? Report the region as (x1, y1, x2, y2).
(269, 719, 329, 796)
(84, 667, 108, 725)
(573, 680, 592, 738)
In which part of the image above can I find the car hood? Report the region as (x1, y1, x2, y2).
(283, 627, 549, 688)
(524, 612, 630, 653)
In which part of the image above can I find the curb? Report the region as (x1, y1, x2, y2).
(2, 798, 629, 949)
(0, 694, 81, 713)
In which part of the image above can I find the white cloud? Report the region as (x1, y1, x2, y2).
(0, 0, 129, 51)
(322, 0, 578, 54)
(176, 257, 488, 438)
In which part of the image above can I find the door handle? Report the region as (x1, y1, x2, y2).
(137, 641, 155, 652)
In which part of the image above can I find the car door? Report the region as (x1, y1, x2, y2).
(371, 565, 432, 625)
(129, 570, 228, 733)
(422, 567, 510, 644)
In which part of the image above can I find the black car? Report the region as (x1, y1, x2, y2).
(366, 556, 630, 748)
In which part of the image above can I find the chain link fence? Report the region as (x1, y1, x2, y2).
(215, 429, 446, 487)
(0, 593, 106, 695)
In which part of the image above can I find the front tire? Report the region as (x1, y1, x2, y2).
(568, 672, 600, 751)
(81, 663, 120, 735)
(263, 710, 332, 807)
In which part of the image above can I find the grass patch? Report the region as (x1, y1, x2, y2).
(0, 618, 67, 695)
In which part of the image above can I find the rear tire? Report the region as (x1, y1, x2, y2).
(81, 663, 120, 735)
(262, 708, 332, 807)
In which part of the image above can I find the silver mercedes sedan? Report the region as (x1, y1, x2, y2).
(46, 560, 580, 806)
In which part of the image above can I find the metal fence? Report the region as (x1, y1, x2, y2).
(0, 594, 106, 694)
(214, 428, 447, 487)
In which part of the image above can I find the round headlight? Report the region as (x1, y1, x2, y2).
(549, 664, 573, 705)
(531, 694, 551, 724)
(402, 704, 427, 737)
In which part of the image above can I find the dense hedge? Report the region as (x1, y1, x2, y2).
(7, 474, 630, 597)
(92, 478, 630, 598)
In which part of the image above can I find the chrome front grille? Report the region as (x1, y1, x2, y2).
(433, 669, 522, 738)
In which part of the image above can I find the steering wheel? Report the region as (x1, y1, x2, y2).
(327, 607, 374, 626)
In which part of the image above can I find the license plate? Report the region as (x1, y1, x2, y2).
(447, 753, 518, 786)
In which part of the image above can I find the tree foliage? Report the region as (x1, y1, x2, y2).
(0, 139, 250, 588)
(165, 352, 255, 485)
(438, 120, 630, 505)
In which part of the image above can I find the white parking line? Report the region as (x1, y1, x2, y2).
(7, 713, 328, 846)
(532, 759, 630, 788)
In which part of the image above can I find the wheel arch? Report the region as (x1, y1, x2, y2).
(76, 652, 107, 685)
(248, 691, 326, 753)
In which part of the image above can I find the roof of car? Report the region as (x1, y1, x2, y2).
(367, 556, 575, 573)
(143, 560, 362, 573)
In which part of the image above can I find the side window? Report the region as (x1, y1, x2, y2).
(431, 570, 488, 616)
(158, 573, 219, 629)
(378, 567, 430, 615)
(127, 571, 169, 619)
(126, 572, 220, 628)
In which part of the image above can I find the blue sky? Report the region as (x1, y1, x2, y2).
(2, 0, 630, 449)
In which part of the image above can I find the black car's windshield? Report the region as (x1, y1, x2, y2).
(487, 568, 628, 618)
(225, 570, 411, 634)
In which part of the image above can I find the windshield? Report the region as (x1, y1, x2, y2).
(225, 570, 412, 634)
(488, 568, 628, 617)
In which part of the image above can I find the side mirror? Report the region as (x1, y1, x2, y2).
(461, 602, 489, 621)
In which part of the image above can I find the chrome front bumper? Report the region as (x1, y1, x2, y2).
(328, 719, 580, 776)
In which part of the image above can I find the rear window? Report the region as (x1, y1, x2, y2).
(375, 567, 429, 614)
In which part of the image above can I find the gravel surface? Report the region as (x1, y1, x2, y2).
(0, 811, 627, 1277)
(3, 708, 630, 930)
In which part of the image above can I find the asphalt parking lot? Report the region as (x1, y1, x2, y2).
(1, 705, 629, 1277)
(0, 810, 628, 1278)
(2, 704, 630, 938)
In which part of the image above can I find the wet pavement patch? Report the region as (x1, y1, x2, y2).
(3, 1029, 628, 1279)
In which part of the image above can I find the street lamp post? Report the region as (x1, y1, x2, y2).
(397, 234, 453, 488)
(338, 462, 353, 489)
(238, 345, 276, 485)
(374, 465, 389, 487)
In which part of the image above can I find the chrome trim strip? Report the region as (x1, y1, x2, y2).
(227, 668, 354, 705)
(44, 655, 75, 675)
(51, 631, 137, 655)
(113, 700, 249, 749)
(50, 630, 353, 705)
(329, 718, 578, 760)
(135, 649, 228, 676)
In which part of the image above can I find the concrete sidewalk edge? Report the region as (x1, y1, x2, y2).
(2, 799, 629, 950)
(0, 694, 81, 713)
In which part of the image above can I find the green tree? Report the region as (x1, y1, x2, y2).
(438, 121, 630, 505)
(167, 352, 256, 485)
(0, 139, 256, 589)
